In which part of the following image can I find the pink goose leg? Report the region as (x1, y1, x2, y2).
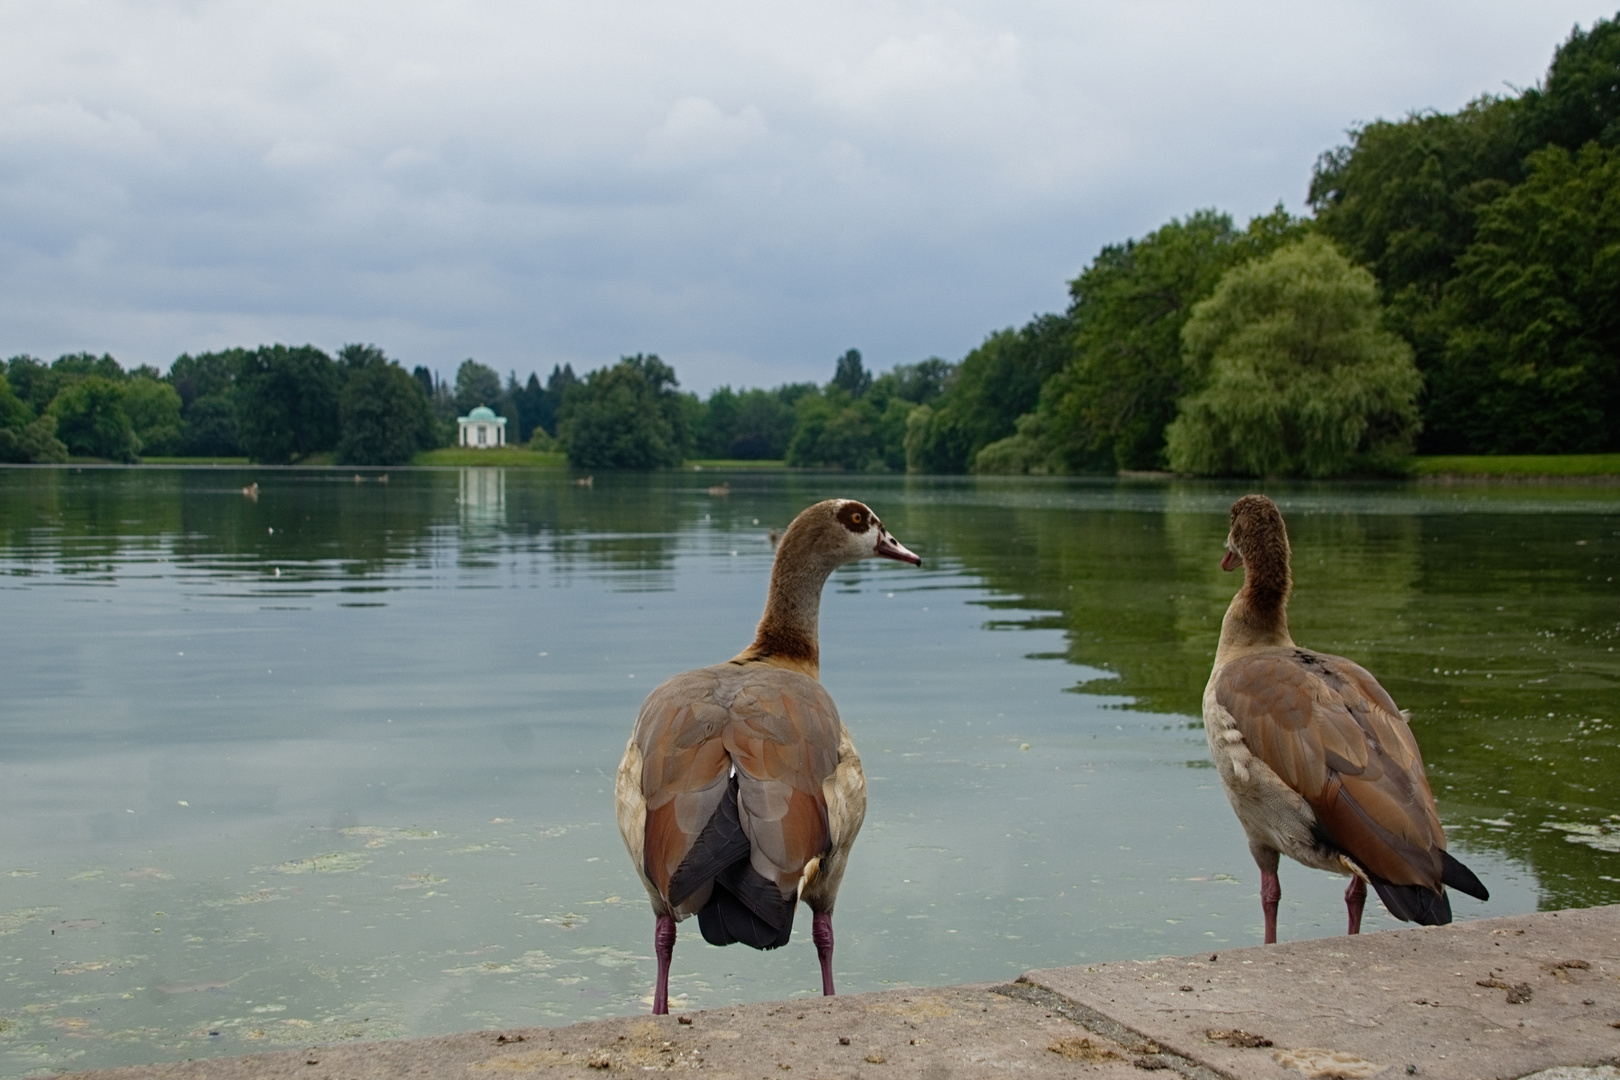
(652, 914, 676, 1015)
(812, 912, 836, 995)
(1345, 876, 1367, 935)
(1261, 870, 1282, 945)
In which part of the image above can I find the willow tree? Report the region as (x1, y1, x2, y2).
(1165, 235, 1421, 478)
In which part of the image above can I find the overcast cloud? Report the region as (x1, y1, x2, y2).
(0, 0, 1608, 392)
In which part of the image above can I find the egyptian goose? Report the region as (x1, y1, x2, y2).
(616, 499, 921, 1013)
(1203, 494, 1487, 943)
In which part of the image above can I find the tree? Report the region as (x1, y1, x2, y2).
(1024, 207, 1310, 473)
(558, 354, 690, 468)
(180, 395, 241, 457)
(1519, 14, 1620, 152)
(1428, 143, 1620, 452)
(48, 376, 141, 462)
(887, 358, 953, 405)
(0, 374, 68, 463)
(454, 359, 502, 415)
(4, 356, 57, 415)
(412, 365, 435, 401)
(337, 359, 437, 465)
(531, 364, 578, 436)
(168, 350, 241, 409)
(1164, 236, 1422, 477)
(905, 315, 1071, 473)
(123, 377, 184, 456)
(830, 349, 871, 398)
(235, 345, 341, 464)
(512, 372, 546, 442)
(167, 349, 243, 456)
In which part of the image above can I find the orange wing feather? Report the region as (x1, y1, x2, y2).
(1215, 649, 1446, 889)
(630, 663, 841, 908)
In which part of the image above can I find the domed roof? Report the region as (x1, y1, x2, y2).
(467, 405, 498, 421)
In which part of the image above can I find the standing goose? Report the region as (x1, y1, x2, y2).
(616, 499, 921, 1013)
(1203, 494, 1487, 943)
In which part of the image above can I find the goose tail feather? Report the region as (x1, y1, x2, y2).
(1441, 850, 1490, 901)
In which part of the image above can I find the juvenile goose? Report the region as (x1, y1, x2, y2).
(1204, 494, 1487, 943)
(616, 499, 921, 1013)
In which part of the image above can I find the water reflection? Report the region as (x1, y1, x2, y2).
(459, 468, 506, 528)
(0, 467, 1615, 1077)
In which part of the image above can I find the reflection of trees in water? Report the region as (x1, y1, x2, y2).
(930, 487, 1620, 912)
(1369, 512, 1620, 911)
(0, 468, 184, 572)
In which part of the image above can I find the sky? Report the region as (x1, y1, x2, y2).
(0, 1, 1611, 394)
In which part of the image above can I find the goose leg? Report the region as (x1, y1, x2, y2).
(1260, 871, 1281, 944)
(652, 913, 676, 1015)
(812, 911, 835, 995)
(1344, 876, 1367, 935)
(1253, 846, 1281, 945)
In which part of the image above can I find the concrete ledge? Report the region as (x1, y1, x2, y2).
(1024, 904, 1620, 1080)
(61, 906, 1620, 1080)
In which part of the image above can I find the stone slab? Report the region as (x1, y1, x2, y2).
(57, 983, 1152, 1080)
(55, 906, 1620, 1080)
(1024, 904, 1620, 1080)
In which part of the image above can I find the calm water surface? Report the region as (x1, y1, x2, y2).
(2, 467, 1617, 1075)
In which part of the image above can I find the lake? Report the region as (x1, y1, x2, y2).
(2, 466, 1616, 1075)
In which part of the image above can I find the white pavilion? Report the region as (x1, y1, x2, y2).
(457, 405, 507, 448)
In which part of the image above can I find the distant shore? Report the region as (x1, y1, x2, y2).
(36, 452, 1620, 482)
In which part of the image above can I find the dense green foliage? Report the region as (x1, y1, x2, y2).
(337, 351, 439, 466)
(1019, 208, 1308, 473)
(1164, 236, 1422, 476)
(1429, 143, 1620, 451)
(558, 354, 692, 468)
(904, 318, 1071, 473)
(1310, 13, 1620, 455)
(234, 346, 342, 464)
(786, 353, 950, 470)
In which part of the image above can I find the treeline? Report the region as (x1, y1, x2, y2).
(4, 16, 1614, 475)
(563, 14, 1619, 476)
(0, 345, 584, 466)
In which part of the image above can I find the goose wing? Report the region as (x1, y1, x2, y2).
(628, 663, 841, 915)
(1213, 649, 1445, 889)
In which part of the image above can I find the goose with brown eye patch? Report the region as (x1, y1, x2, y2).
(1203, 494, 1487, 945)
(615, 498, 920, 1014)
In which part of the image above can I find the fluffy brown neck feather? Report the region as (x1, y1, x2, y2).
(730, 509, 846, 679)
(1219, 502, 1293, 653)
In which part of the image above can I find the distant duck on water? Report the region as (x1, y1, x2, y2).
(1202, 494, 1487, 943)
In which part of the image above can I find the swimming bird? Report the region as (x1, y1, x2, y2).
(616, 499, 921, 1013)
(1203, 494, 1487, 943)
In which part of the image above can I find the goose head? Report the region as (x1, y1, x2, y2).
(1221, 493, 1289, 574)
(794, 498, 921, 568)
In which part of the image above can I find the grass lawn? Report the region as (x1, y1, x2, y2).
(139, 456, 252, 466)
(1410, 454, 1620, 478)
(685, 459, 787, 469)
(412, 447, 568, 467)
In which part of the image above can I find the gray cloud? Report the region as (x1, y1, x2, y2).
(0, 0, 1603, 391)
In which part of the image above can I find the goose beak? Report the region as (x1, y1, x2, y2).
(875, 531, 922, 566)
(1220, 547, 1243, 572)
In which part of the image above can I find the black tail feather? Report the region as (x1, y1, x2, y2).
(1369, 877, 1452, 926)
(1441, 851, 1489, 901)
(667, 777, 752, 909)
(697, 865, 795, 950)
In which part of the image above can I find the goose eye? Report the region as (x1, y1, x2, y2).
(850, 512, 862, 525)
